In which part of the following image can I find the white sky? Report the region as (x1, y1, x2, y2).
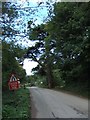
(5, 0, 61, 3)
(2, 0, 61, 4)
(23, 59, 38, 76)
(18, 1, 48, 75)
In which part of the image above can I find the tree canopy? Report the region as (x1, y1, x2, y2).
(25, 2, 90, 89)
(2, 2, 90, 91)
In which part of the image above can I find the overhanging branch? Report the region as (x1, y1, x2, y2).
(2, 34, 28, 37)
(3, 5, 49, 10)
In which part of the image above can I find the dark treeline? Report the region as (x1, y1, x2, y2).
(2, 2, 90, 96)
(26, 2, 90, 95)
(2, 2, 27, 90)
(2, 41, 26, 90)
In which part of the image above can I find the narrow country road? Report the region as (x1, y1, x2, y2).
(28, 87, 88, 118)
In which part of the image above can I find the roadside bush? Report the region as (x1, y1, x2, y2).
(53, 69, 65, 88)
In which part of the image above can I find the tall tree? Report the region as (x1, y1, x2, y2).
(25, 24, 55, 88)
(45, 2, 90, 88)
(27, 2, 90, 89)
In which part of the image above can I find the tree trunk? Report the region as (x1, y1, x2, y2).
(46, 63, 54, 88)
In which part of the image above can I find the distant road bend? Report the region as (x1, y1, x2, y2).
(28, 87, 88, 118)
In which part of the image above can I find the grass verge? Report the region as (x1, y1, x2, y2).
(53, 84, 89, 99)
(2, 87, 31, 119)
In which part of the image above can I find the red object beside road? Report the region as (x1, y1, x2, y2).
(8, 81, 19, 90)
(8, 74, 20, 90)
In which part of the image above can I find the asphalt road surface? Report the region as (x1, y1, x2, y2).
(28, 87, 88, 118)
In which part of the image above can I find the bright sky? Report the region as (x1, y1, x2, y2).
(16, 1, 48, 75)
(5, 0, 60, 3)
(23, 59, 38, 76)
(4, 0, 60, 75)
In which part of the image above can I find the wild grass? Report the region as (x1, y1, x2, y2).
(2, 87, 31, 119)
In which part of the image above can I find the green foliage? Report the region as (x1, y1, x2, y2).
(2, 88, 31, 118)
(36, 76, 47, 87)
(26, 2, 89, 91)
(16, 2, 89, 96)
(2, 2, 19, 38)
(53, 69, 65, 88)
(45, 2, 89, 91)
(26, 75, 47, 88)
(26, 23, 55, 88)
(2, 41, 26, 90)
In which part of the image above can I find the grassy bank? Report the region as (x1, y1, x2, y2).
(54, 83, 89, 99)
(2, 87, 31, 119)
